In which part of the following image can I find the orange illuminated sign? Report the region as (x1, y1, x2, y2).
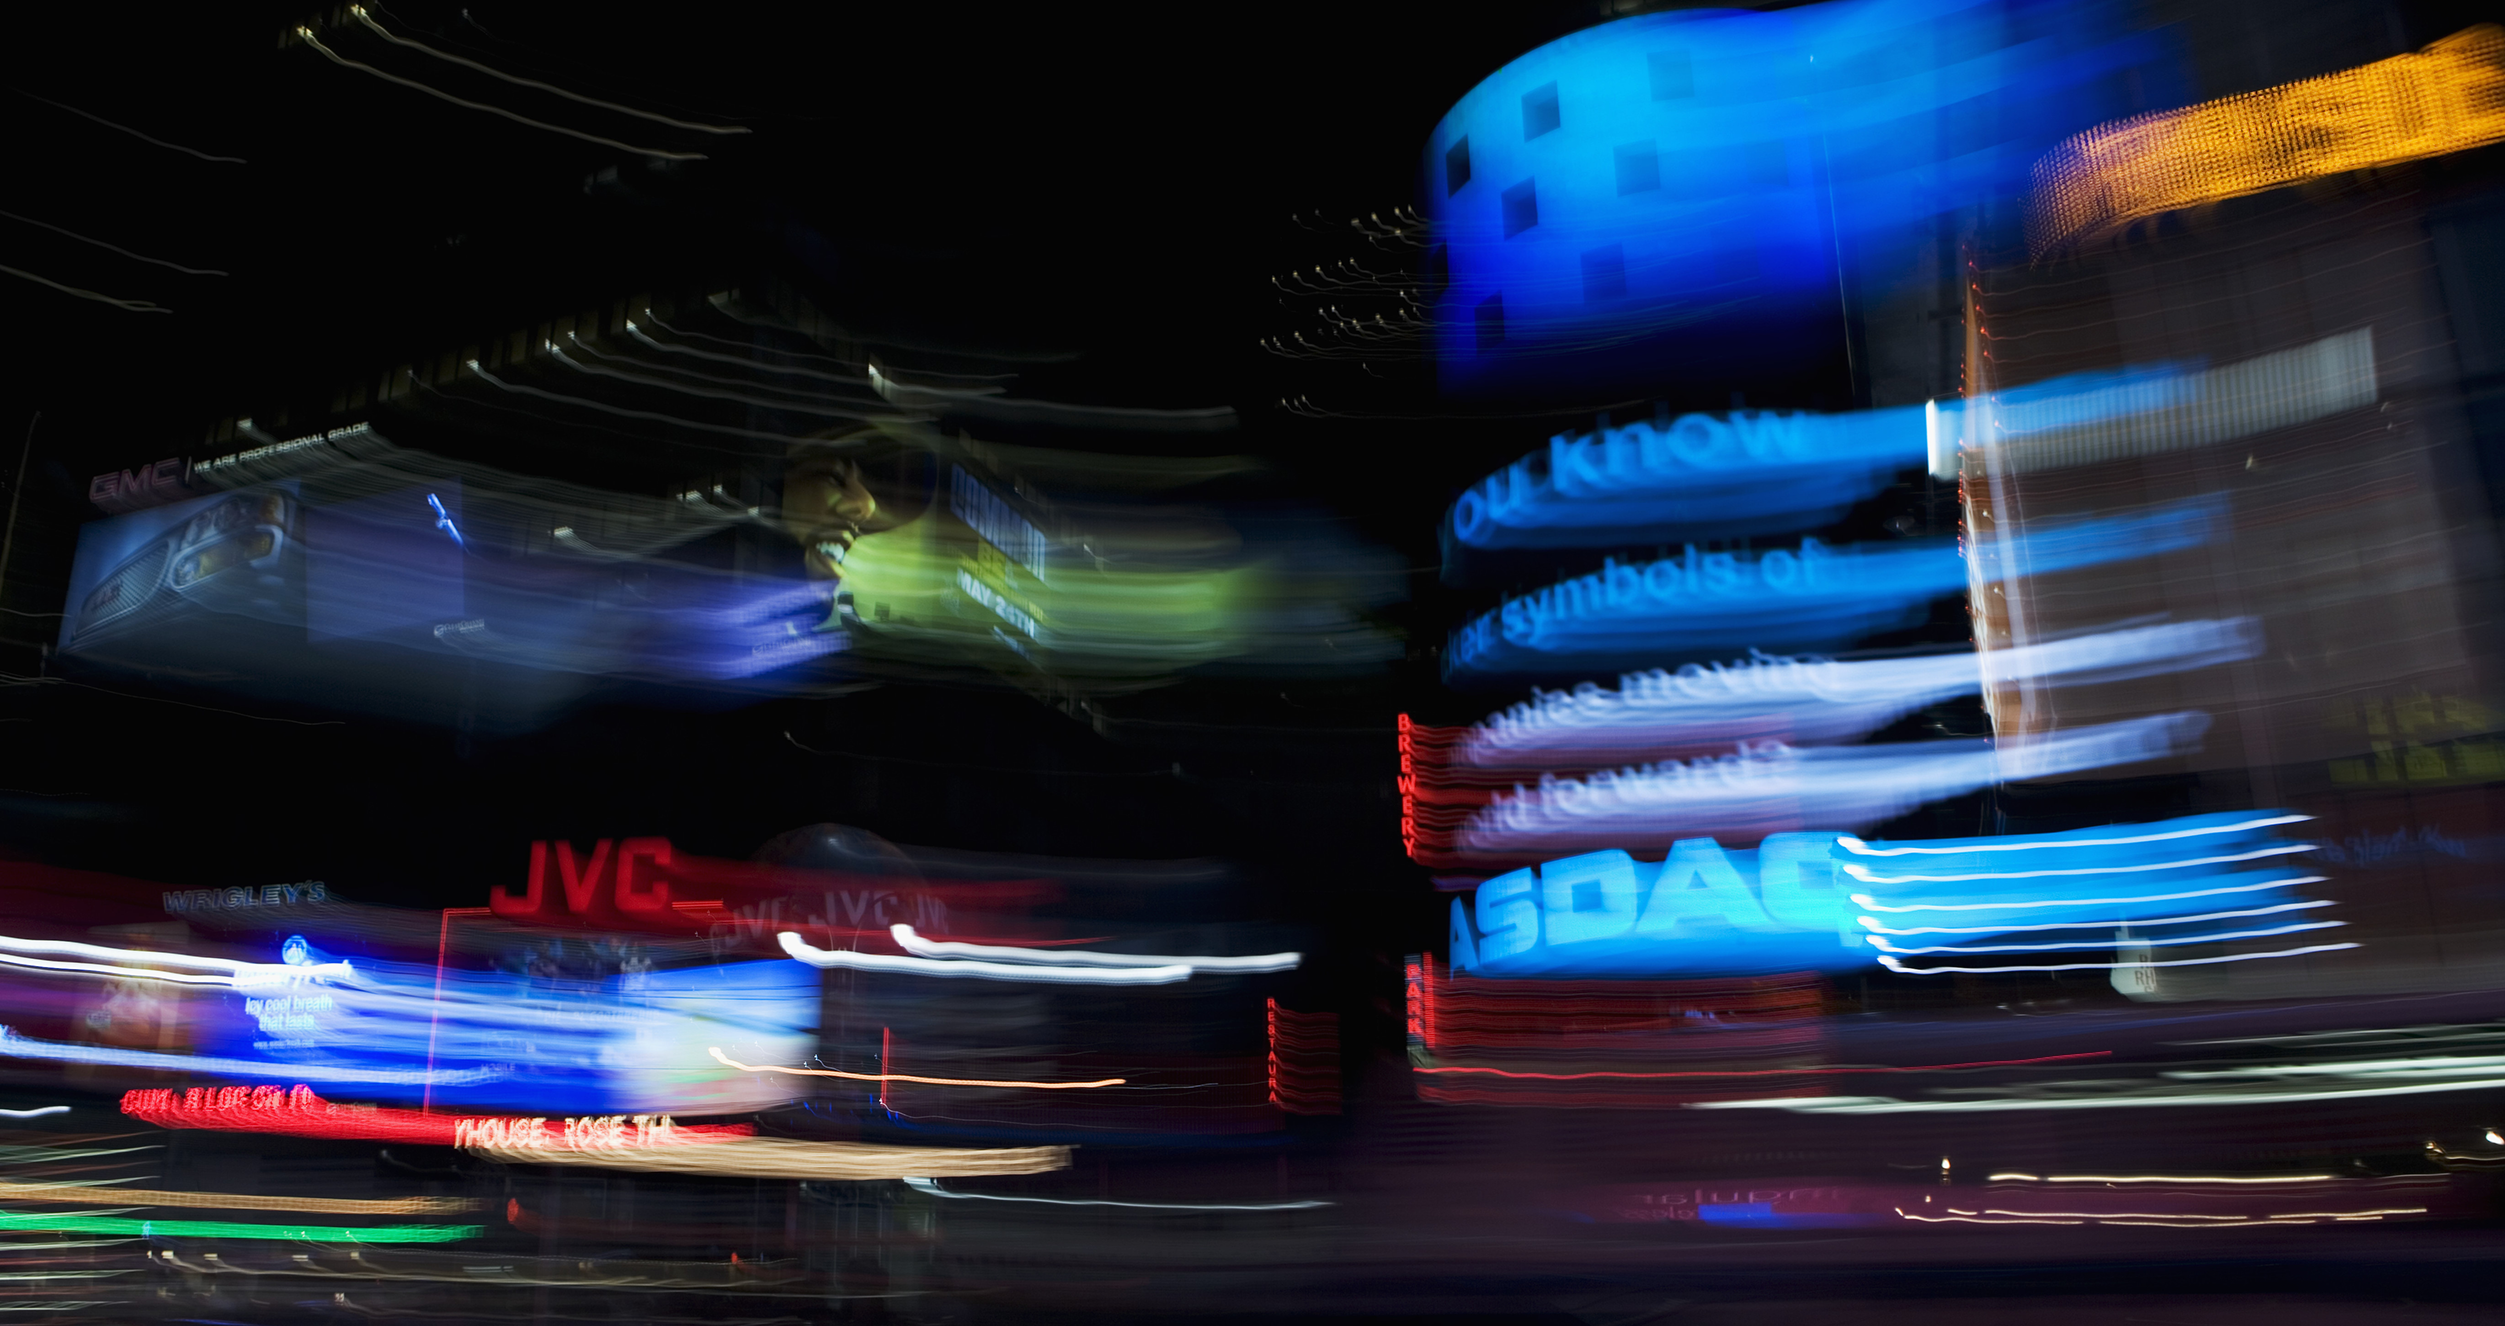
(2030, 26, 2505, 256)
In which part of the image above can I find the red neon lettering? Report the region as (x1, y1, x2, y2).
(121, 1085, 750, 1149)
(614, 838, 672, 914)
(492, 842, 549, 919)
(556, 839, 613, 914)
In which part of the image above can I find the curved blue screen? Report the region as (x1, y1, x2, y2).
(1423, 0, 2170, 399)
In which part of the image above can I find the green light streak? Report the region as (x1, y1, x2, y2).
(0, 1209, 478, 1243)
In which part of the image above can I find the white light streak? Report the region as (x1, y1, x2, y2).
(0, 1026, 496, 1086)
(888, 924, 1299, 973)
(1841, 843, 2314, 884)
(1852, 875, 2326, 913)
(1859, 899, 2334, 935)
(347, 7, 748, 134)
(1865, 920, 2344, 955)
(776, 933, 1190, 985)
(1876, 942, 2358, 974)
(0, 263, 168, 314)
(295, 29, 705, 161)
(1839, 813, 2309, 856)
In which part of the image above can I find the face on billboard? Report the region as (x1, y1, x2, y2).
(782, 452, 891, 581)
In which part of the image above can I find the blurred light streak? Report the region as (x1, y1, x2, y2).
(293, 29, 706, 160)
(1840, 812, 2312, 855)
(0, 1182, 477, 1216)
(0, 208, 227, 275)
(899, 1178, 1333, 1210)
(775, 932, 1191, 984)
(14, 89, 247, 163)
(1866, 920, 2346, 955)
(705, 1046, 1127, 1090)
(0, 932, 350, 986)
(2029, 27, 2505, 256)
(1693, 1065, 2505, 1112)
(1962, 331, 2377, 474)
(625, 319, 870, 384)
(1988, 1173, 2337, 1182)
(116, 1083, 1060, 1178)
(1853, 875, 2328, 911)
(887, 923, 1299, 973)
(1448, 407, 1927, 548)
(1457, 713, 2207, 853)
(122, 1085, 748, 1147)
(1457, 619, 2260, 769)
(1860, 900, 2335, 934)
(0, 264, 168, 314)
(551, 338, 877, 418)
(465, 1134, 1069, 1181)
(1877, 944, 2359, 974)
(0, 1210, 478, 1242)
(1844, 847, 2312, 882)
(344, 6, 749, 134)
(1, 1029, 494, 1086)
(0, 1109, 66, 1120)
(1411, 1051, 2110, 1078)
(463, 362, 831, 446)
(1448, 498, 2216, 675)
(1447, 538, 1967, 674)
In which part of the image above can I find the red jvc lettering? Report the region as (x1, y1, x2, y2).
(493, 838, 674, 922)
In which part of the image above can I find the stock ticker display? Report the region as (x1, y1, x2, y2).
(3, 2, 2505, 1324)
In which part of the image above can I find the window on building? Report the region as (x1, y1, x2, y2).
(1522, 82, 1561, 140)
(1649, 51, 1694, 100)
(1502, 180, 1539, 238)
(1446, 137, 1472, 195)
(1615, 141, 1661, 195)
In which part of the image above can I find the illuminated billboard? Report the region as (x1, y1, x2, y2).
(1423, 0, 2171, 399)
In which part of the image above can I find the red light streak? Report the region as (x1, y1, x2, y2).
(1411, 1050, 2112, 1080)
(425, 906, 492, 1113)
(122, 1084, 753, 1147)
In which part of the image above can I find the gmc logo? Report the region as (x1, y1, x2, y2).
(90, 459, 189, 514)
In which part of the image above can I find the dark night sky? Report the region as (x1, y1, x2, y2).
(0, 2, 1652, 964)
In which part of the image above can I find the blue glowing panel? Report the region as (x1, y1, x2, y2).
(1449, 812, 2343, 978)
(307, 482, 465, 643)
(1446, 495, 2224, 679)
(1457, 713, 2209, 856)
(1425, 0, 2172, 399)
(187, 949, 819, 1115)
(1458, 618, 2260, 769)
(1451, 407, 1928, 549)
(1446, 537, 1967, 678)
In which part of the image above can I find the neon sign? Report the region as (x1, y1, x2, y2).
(119, 1083, 747, 1149)
(489, 836, 956, 935)
(1456, 713, 2208, 857)
(1448, 407, 1925, 548)
(1446, 495, 2223, 677)
(1446, 538, 1961, 677)
(1446, 812, 2343, 978)
(2030, 26, 2505, 257)
(1457, 619, 2260, 771)
(162, 881, 329, 915)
